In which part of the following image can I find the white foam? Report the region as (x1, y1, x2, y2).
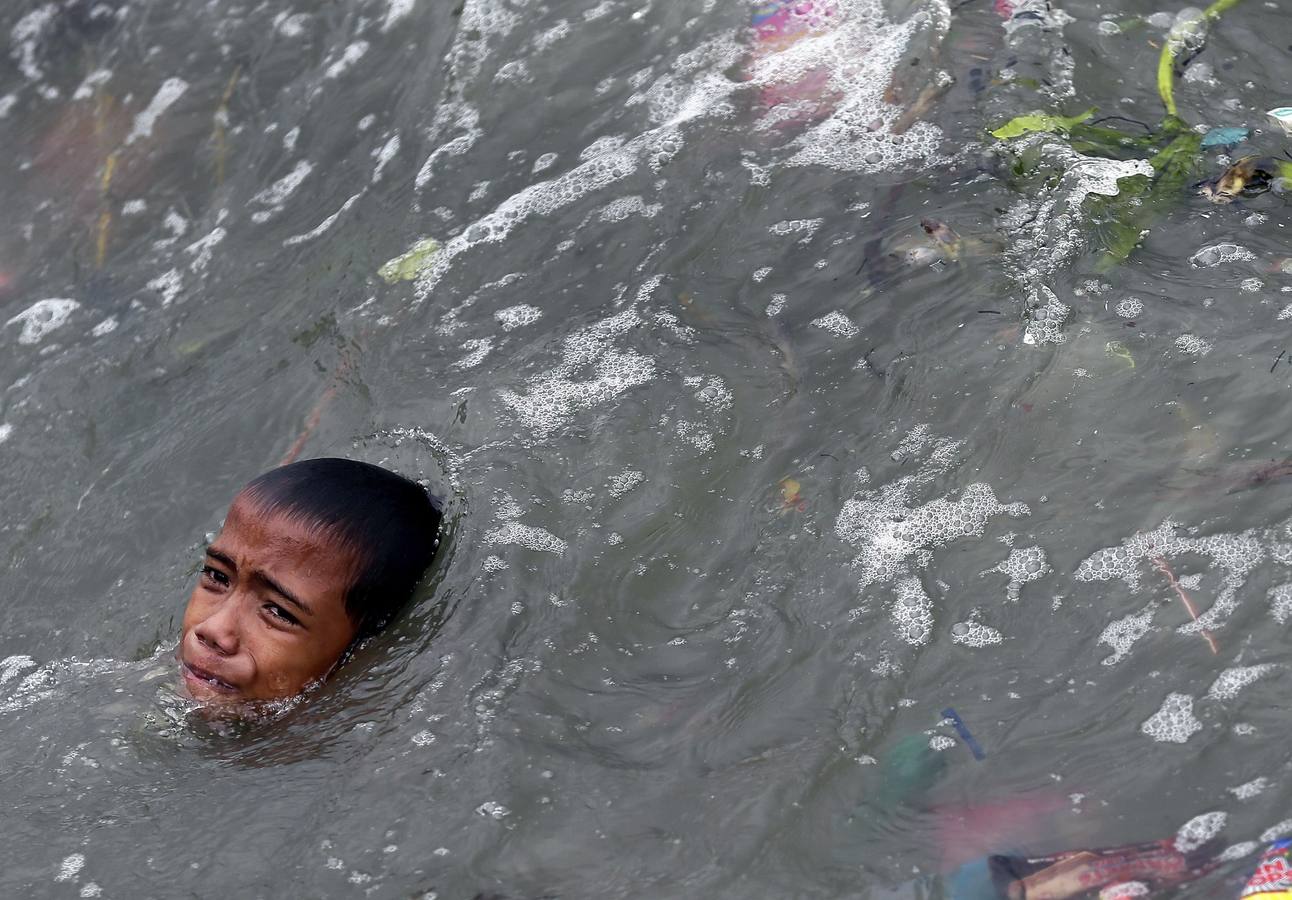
(372, 134, 400, 183)
(55, 853, 84, 882)
(1077, 520, 1265, 637)
(686, 375, 732, 413)
(1174, 333, 1213, 357)
(768, 218, 823, 242)
(950, 620, 1003, 647)
(452, 338, 493, 370)
(928, 734, 956, 751)
(1097, 608, 1154, 665)
(274, 12, 309, 37)
(283, 193, 364, 247)
(998, 145, 1152, 345)
(1219, 842, 1259, 862)
(1115, 296, 1144, 318)
(494, 304, 542, 331)
(6, 298, 78, 345)
(1175, 811, 1227, 852)
(72, 68, 112, 101)
(607, 469, 644, 498)
(498, 308, 654, 438)
(811, 311, 858, 338)
(1022, 284, 1071, 346)
(1189, 243, 1256, 268)
(1228, 777, 1269, 800)
(1207, 664, 1275, 701)
(749, 0, 951, 173)
(125, 78, 189, 144)
(251, 160, 314, 223)
(534, 20, 570, 52)
(986, 544, 1051, 601)
(834, 428, 1028, 643)
(1141, 692, 1201, 743)
(382, 0, 416, 31)
(483, 522, 568, 555)
(1270, 583, 1292, 624)
(886, 576, 933, 645)
(0, 424, 11, 444)
(1261, 819, 1292, 842)
(147, 268, 183, 306)
(674, 419, 716, 454)
(184, 228, 226, 275)
(11, 5, 56, 81)
(324, 41, 369, 80)
(0, 655, 35, 683)
(597, 195, 661, 223)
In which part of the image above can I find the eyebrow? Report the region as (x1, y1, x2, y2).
(205, 546, 314, 617)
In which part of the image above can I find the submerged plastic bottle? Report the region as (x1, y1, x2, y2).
(1241, 839, 1292, 898)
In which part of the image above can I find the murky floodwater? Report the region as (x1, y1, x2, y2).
(4, 0, 1292, 896)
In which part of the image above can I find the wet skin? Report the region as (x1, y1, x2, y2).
(179, 492, 360, 703)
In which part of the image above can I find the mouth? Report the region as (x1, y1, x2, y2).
(180, 660, 239, 696)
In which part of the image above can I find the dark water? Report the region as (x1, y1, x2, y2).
(3, 0, 1292, 896)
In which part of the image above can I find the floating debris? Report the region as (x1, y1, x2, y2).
(778, 476, 806, 513)
(1200, 155, 1292, 203)
(1200, 125, 1249, 149)
(1266, 106, 1292, 136)
(378, 237, 440, 283)
(989, 106, 1094, 140)
(919, 218, 962, 260)
(940, 706, 986, 760)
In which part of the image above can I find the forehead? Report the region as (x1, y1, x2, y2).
(219, 492, 358, 573)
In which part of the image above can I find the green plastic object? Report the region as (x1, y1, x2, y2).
(378, 237, 440, 284)
(989, 107, 1095, 140)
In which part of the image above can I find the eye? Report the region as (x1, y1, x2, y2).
(201, 565, 230, 589)
(263, 602, 301, 627)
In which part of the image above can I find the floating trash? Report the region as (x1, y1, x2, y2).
(1200, 126, 1249, 149)
(1200, 156, 1292, 203)
(940, 707, 986, 760)
(1240, 838, 1292, 896)
(1267, 107, 1292, 136)
(378, 237, 440, 283)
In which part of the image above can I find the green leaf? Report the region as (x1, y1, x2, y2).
(378, 237, 440, 284)
(990, 107, 1097, 140)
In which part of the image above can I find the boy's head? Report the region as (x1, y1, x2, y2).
(179, 458, 442, 703)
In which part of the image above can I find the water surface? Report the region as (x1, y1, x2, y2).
(3, 0, 1292, 896)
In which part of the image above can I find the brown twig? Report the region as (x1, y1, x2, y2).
(279, 343, 358, 465)
(279, 384, 338, 465)
(1150, 555, 1219, 655)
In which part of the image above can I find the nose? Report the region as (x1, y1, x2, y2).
(193, 594, 242, 656)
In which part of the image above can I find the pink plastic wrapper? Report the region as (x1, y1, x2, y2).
(747, 0, 840, 119)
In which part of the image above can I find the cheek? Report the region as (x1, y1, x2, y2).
(180, 589, 208, 632)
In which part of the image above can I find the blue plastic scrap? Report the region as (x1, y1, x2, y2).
(941, 707, 986, 761)
(1200, 126, 1250, 149)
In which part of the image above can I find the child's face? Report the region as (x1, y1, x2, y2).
(178, 492, 361, 703)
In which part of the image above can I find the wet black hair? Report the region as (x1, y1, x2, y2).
(241, 457, 442, 638)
